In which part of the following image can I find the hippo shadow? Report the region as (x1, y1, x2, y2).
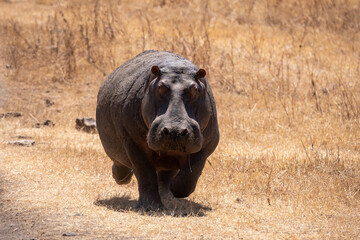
(94, 194, 211, 217)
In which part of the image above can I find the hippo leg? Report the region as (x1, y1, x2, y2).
(157, 170, 178, 197)
(158, 170, 178, 188)
(157, 170, 179, 206)
(124, 139, 163, 211)
(112, 162, 133, 185)
(170, 152, 207, 198)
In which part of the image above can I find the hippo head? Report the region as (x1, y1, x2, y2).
(141, 65, 211, 155)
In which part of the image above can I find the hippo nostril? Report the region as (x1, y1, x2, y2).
(162, 127, 169, 135)
(181, 129, 189, 136)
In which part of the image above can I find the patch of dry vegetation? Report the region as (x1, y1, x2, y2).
(1, 0, 359, 239)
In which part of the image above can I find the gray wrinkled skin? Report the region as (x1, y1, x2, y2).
(96, 50, 219, 210)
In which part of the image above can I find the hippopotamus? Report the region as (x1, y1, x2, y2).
(96, 50, 219, 210)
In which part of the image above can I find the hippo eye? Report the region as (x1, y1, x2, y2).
(158, 82, 168, 97)
(189, 84, 201, 99)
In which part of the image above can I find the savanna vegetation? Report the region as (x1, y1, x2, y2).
(1, 0, 359, 239)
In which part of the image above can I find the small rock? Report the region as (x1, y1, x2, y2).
(45, 98, 55, 107)
(62, 232, 77, 237)
(12, 112, 22, 117)
(72, 212, 84, 217)
(8, 139, 35, 147)
(75, 117, 97, 133)
(198, 211, 206, 217)
(43, 119, 55, 126)
(6, 64, 12, 69)
(34, 120, 55, 128)
(1, 112, 23, 118)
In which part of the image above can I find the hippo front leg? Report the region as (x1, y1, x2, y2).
(170, 151, 208, 198)
(124, 139, 163, 211)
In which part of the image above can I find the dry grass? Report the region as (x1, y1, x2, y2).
(1, 0, 359, 239)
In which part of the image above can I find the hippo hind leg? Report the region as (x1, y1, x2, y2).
(112, 162, 133, 185)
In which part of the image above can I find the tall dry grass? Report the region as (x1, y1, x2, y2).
(1, 0, 360, 238)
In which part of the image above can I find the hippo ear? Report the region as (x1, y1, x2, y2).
(195, 69, 207, 90)
(145, 66, 161, 90)
(195, 69, 206, 80)
(151, 65, 160, 77)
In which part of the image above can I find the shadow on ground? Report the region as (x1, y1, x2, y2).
(94, 195, 211, 217)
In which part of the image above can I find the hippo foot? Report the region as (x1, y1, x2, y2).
(135, 200, 164, 212)
(112, 163, 133, 185)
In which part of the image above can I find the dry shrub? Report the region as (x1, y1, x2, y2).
(4, 0, 213, 84)
(4, 1, 119, 83)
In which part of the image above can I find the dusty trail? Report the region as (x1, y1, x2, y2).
(0, 43, 26, 240)
(0, 174, 36, 240)
(0, 43, 72, 239)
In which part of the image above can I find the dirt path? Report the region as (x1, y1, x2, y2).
(0, 42, 33, 239)
(0, 174, 36, 240)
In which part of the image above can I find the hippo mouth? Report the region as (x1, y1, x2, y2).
(151, 151, 189, 170)
(148, 137, 202, 154)
(147, 124, 203, 154)
(156, 141, 189, 153)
